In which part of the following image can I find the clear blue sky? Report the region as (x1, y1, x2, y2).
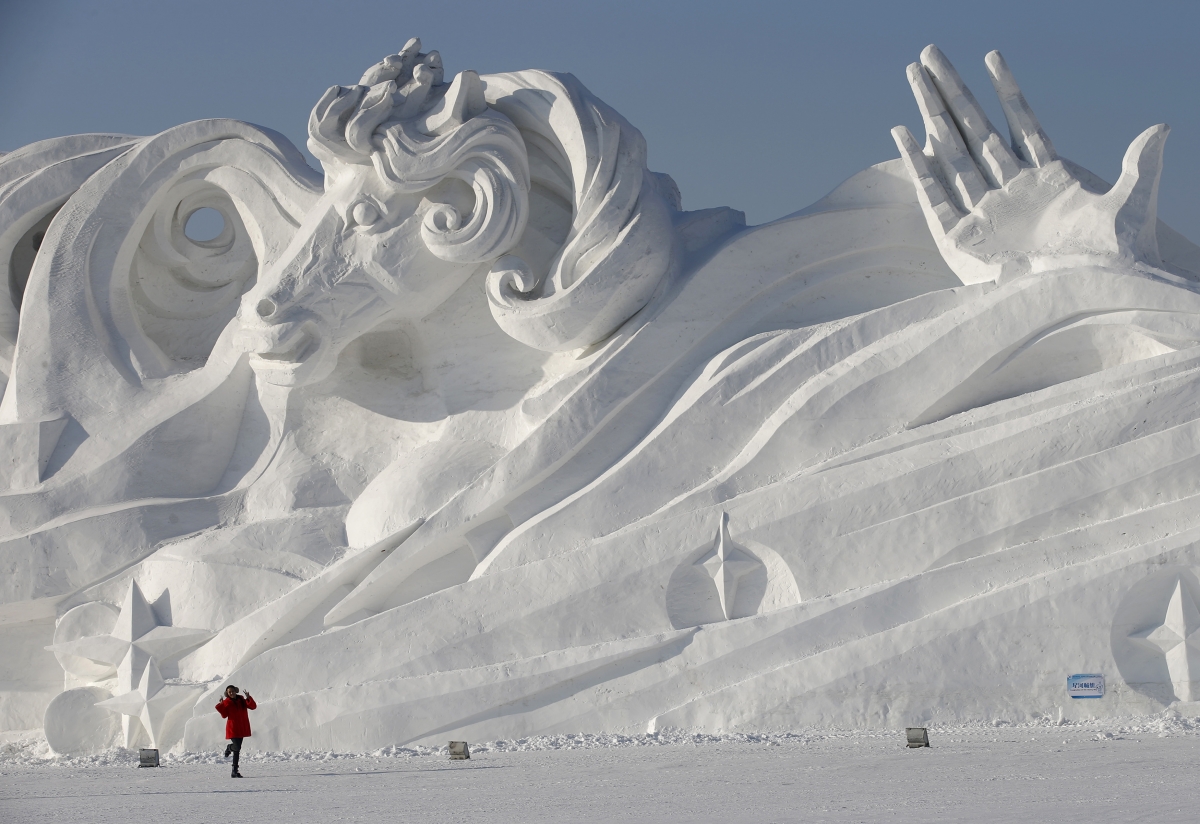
(2, 0, 1198, 235)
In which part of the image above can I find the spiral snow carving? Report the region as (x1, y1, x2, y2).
(306, 52, 530, 268)
(483, 71, 676, 352)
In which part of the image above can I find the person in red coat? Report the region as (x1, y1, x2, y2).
(215, 685, 257, 778)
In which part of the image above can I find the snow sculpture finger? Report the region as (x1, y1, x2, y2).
(983, 50, 1057, 168)
(904, 60, 988, 210)
(891, 124, 964, 233)
(919, 45, 1021, 188)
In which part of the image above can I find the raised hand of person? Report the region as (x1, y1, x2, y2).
(891, 45, 1169, 284)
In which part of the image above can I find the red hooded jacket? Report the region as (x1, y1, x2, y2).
(215, 694, 256, 739)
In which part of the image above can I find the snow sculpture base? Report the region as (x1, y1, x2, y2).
(3, 40, 1200, 754)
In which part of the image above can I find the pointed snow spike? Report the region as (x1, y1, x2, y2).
(419, 70, 487, 135)
(136, 625, 215, 663)
(95, 690, 146, 716)
(113, 580, 157, 643)
(46, 633, 128, 667)
(1108, 123, 1169, 265)
(135, 660, 169, 749)
(139, 657, 165, 698)
(1163, 578, 1200, 640)
(699, 511, 759, 621)
(117, 644, 153, 695)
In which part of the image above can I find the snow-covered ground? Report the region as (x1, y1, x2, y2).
(4, 715, 1200, 822)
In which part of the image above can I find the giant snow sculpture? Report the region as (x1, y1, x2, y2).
(4, 41, 1200, 754)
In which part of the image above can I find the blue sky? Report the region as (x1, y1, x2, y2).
(2, 0, 1198, 234)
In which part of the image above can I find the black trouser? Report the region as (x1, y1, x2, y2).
(229, 737, 243, 773)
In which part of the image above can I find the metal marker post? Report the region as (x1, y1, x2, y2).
(905, 728, 930, 748)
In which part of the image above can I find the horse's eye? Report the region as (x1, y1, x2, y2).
(351, 201, 380, 227)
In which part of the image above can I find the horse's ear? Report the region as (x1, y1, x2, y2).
(481, 71, 678, 352)
(415, 70, 488, 136)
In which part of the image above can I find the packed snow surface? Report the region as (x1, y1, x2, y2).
(5, 716, 1200, 822)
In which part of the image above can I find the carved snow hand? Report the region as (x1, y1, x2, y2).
(892, 45, 1169, 284)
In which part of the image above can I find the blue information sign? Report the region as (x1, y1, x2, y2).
(1067, 673, 1104, 699)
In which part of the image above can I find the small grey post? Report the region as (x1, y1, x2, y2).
(448, 741, 470, 760)
(138, 748, 160, 767)
(905, 727, 930, 748)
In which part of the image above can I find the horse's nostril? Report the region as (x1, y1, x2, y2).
(256, 299, 277, 319)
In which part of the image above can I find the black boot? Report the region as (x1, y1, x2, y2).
(231, 770, 243, 778)
(224, 744, 232, 758)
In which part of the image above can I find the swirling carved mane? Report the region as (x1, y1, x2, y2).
(306, 43, 679, 353)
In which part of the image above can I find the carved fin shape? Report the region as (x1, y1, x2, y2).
(417, 71, 487, 136)
(1107, 123, 1169, 265)
(308, 84, 368, 164)
(345, 81, 397, 154)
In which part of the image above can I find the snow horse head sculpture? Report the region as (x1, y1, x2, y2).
(239, 38, 677, 387)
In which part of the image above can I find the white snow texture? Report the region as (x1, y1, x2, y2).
(2, 40, 1200, 757)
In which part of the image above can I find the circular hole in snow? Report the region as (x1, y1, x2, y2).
(184, 207, 226, 242)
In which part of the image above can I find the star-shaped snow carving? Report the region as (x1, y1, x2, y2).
(1130, 579, 1200, 702)
(94, 658, 199, 748)
(48, 580, 212, 693)
(695, 512, 760, 621)
(46, 580, 213, 746)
